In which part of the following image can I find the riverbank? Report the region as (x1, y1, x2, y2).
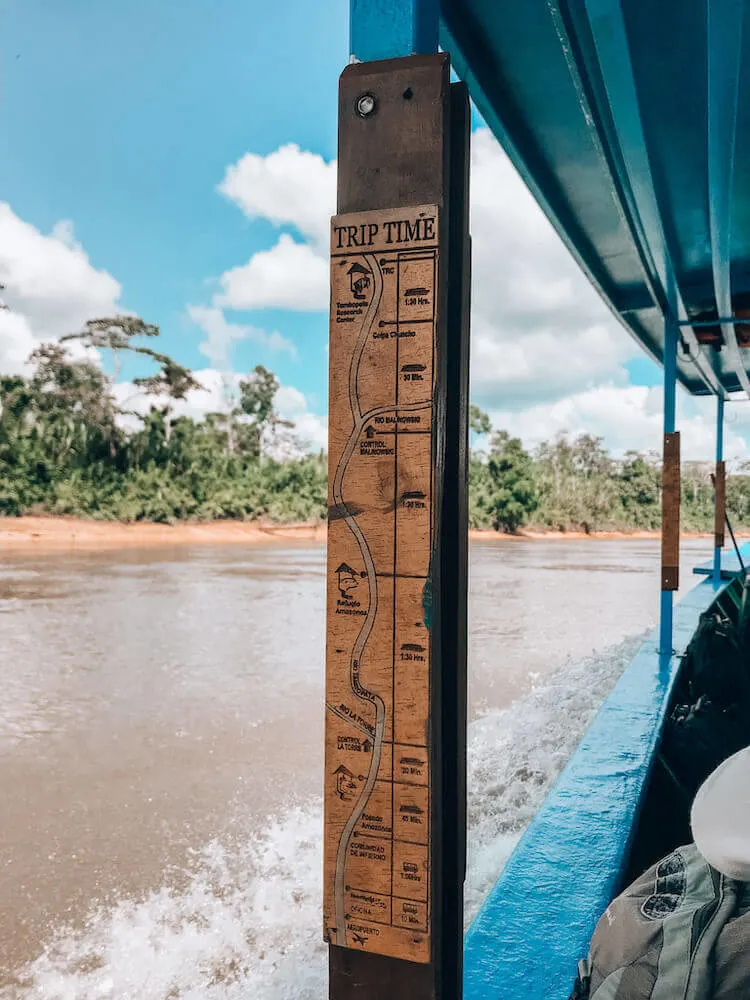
(0, 516, 327, 551)
(472, 528, 722, 541)
(0, 516, 730, 552)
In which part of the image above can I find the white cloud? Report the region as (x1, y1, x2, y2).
(0, 203, 122, 373)
(471, 316, 630, 407)
(486, 384, 750, 464)
(217, 235, 328, 313)
(115, 368, 327, 455)
(268, 383, 328, 458)
(113, 367, 220, 425)
(274, 384, 328, 452)
(187, 305, 297, 367)
(6, 133, 733, 466)
(50, 219, 76, 247)
(275, 385, 308, 413)
(209, 144, 335, 313)
(218, 143, 335, 247)
(0, 310, 37, 374)
(210, 133, 634, 398)
(468, 130, 635, 408)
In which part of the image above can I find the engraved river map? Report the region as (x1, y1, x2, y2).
(324, 205, 439, 964)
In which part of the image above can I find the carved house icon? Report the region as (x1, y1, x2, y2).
(334, 764, 358, 800)
(336, 562, 362, 597)
(348, 262, 371, 299)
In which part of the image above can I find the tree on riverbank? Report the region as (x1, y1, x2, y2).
(0, 319, 326, 523)
(467, 407, 750, 534)
(3, 317, 750, 531)
(486, 432, 538, 532)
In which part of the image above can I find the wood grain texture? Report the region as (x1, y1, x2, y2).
(714, 460, 726, 547)
(336, 55, 451, 216)
(327, 52, 469, 1000)
(661, 431, 681, 591)
(324, 205, 439, 965)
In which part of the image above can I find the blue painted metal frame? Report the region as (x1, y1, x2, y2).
(714, 395, 725, 584)
(350, 0, 439, 62)
(438, 6, 651, 370)
(438, 0, 750, 399)
(463, 550, 750, 1000)
(707, 0, 749, 399)
(694, 547, 748, 581)
(577, 0, 722, 399)
(438, 3, 699, 393)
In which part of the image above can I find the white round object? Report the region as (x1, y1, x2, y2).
(691, 746, 750, 881)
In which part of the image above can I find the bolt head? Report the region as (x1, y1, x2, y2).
(356, 93, 376, 118)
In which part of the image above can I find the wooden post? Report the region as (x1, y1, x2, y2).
(659, 312, 679, 655)
(661, 431, 681, 593)
(714, 460, 726, 548)
(324, 53, 470, 1000)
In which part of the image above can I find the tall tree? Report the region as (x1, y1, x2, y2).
(133, 354, 202, 445)
(469, 404, 492, 436)
(618, 451, 661, 528)
(61, 316, 159, 380)
(236, 365, 292, 457)
(487, 434, 538, 532)
(27, 342, 118, 465)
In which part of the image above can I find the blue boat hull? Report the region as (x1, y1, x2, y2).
(464, 544, 750, 1000)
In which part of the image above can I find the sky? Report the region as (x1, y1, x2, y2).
(2, 0, 750, 461)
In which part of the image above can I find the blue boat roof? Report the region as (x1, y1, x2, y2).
(439, 0, 750, 398)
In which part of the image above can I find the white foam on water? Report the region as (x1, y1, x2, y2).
(7, 807, 327, 1000)
(7, 635, 643, 1000)
(464, 634, 643, 923)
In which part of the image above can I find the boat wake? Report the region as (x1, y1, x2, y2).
(6, 634, 643, 1000)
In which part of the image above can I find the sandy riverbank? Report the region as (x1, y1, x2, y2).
(0, 516, 728, 552)
(470, 528, 721, 541)
(0, 516, 327, 551)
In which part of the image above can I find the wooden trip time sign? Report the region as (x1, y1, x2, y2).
(324, 204, 439, 964)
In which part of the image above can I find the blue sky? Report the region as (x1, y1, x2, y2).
(1, 0, 346, 407)
(1, 0, 746, 459)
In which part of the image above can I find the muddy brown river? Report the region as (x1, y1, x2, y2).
(0, 538, 710, 998)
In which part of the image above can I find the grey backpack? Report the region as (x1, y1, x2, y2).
(572, 844, 750, 999)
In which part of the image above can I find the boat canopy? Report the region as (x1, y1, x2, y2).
(433, 0, 750, 399)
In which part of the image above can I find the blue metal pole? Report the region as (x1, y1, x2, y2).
(713, 395, 725, 584)
(659, 313, 678, 657)
(350, 0, 439, 63)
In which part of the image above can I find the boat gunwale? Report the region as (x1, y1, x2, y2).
(463, 543, 750, 1000)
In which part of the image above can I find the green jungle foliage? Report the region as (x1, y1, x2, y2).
(469, 409, 750, 533)
(1, 319, 749, 533)
(0, 318, 326, 523)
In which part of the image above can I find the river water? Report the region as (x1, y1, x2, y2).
(0, 537, 710, 998)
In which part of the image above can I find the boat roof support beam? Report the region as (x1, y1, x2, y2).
(349, 0, 439, 63)
(678, 318, 744, 328)
(707, 0, 749, 400)
(714, 396, 726, 585)
(581, 0, 723, 399)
